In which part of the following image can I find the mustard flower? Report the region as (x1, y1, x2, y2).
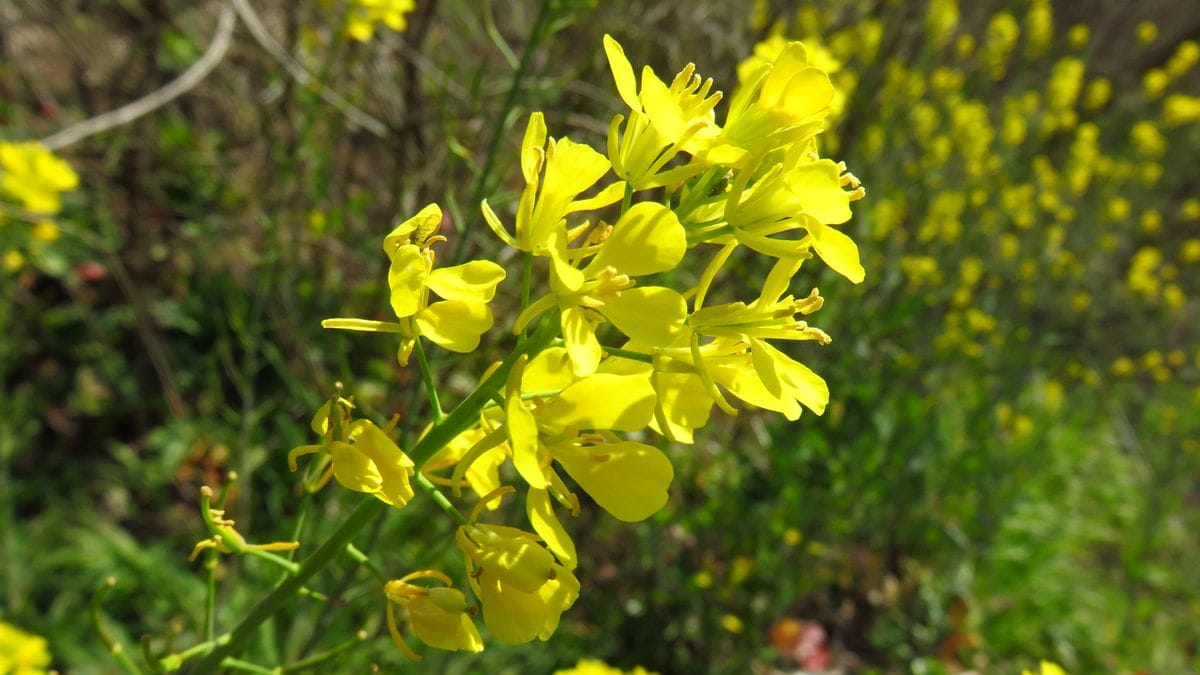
(603, 35, 722, 189)
(344, 0, 415, 42)
(384, 570, 483, 660)
(324, 203, 506, 364)
(289, 404, 417, 509)
(713, 41, 836, 168)
(483, 113, 625, 289)
(500, 354, 673, 526)
(1022, 661, 1067, 675)
(692, 157, 864, 282)
(0, 621, 51, 675)
(671, 252, 833, 418)
(513, 201, 689, 375)
(555, 659, 658, 675)
(0, 141, 79, 214)
(925, 0, 959, 50)
(456, 489, 579, 644)
(1162, 94, 1200, 126)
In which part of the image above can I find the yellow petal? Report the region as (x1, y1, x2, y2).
(789, 160, 851, 224)
(552, 440, 673, 522)
(540, 373, 656, 431)
(506, 394, 549, 489)
(524, 347, 576, 392)
(383, 203, 442, 255)
(330, 441, 383, 494)
(561, 307, 602, 377)
(650, 371, 714, 444)
(603, 35, 642, 112)
(600, 287, 687, 346)
(388, 245, 429, 317)
(521, 112, 547, 185)
(415, 300, 494, 353)
(527, 488, 577, 569)
(805, 220, 865, 283)
(585, 202, 686, 277)
(427, 260, 506, 303)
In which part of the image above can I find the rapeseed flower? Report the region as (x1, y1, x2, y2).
(324, 203, 506, 364)
(0, 141, 78, 214)
(384, 570, 483, 659)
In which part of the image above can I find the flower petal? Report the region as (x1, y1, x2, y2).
(585, 202, 686, 277)
(416, 300, 494, 353)
(600, 286, 687, 346)
(388, 245, 429, 317)
(553, 440, 673, 522)
(427, 260, 506, 303)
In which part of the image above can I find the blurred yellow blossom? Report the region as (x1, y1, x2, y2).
(555, 659, 657, 675)
(345, 0, 415, 42)
(0, 622, 50, 674)
(0, 141, 79, 214)
(1136, 21, 1158, 45)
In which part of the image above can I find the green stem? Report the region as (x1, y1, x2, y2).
(204, 550, 217, 641)
(190, 497, 385, 671)
(408, 313, 559, 467)
(343, 543, 388, 584)
(620, 180, 634, 215)
(415, 473, 469, 526)
(413, 338, 444, 422)
(219, 657, 278, 674)
(279, 630, 368, 672)
(244, 549, 301, 575)
(91, 578, 145, 675)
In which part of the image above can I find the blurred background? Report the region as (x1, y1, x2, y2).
(2, 0, 1198, 672)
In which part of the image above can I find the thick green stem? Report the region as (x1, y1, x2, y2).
(408, 314, 559, 467)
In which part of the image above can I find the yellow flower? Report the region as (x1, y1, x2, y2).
(384, 570, 483, 660)
(289, 400, 416, 509)
(925, 0, 959, 50)
(676, 253, 832, 419)
(1136, 21, 1158, 45)
(483, 113, 623, 273)
(555, 658, 658, 675)
(1022, 660, 1067, 675)
(1024, 0, 1053, 59)
(1162, 94, 1200, 126)
(324, 204, 506, 364)
(714, 41, 836, 167)
(514, 202, 689, 375)
(329, 419, 416, 508)
(500, 354, 673, 525)
(695, 157, 864, 280)
(456, 489, 579, 644)
(0, 621, 51, 675)
(603, 35, 723, 189)
(344, 0, 415, 42)
(0, 141, 79, 214)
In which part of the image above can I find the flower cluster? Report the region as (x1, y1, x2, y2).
(342, 0, 415, 42)
(304, 33, 863, 658)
